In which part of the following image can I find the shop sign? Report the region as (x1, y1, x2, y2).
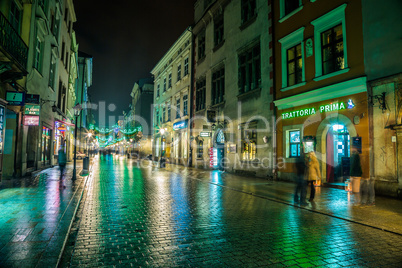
(173, 119, 188, 130)
(6, 91, 25, 106)
(25, 104, 40, 115)
(282, 100, 355, 120)
(24, 115, 40, 126)
(209, 147, 214, 168)
(0, 106, 5, 154)
(25, 94, 40, 104)
(200, 131, 211, 137)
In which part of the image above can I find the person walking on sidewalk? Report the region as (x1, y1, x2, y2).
(58, 146, 67, 185)
(305, 151, 321, 201)
(294, 156, 308, 205)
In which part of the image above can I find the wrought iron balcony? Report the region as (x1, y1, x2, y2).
(0, 11, 28, 72)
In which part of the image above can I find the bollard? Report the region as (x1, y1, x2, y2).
(83, 156, 90, 171)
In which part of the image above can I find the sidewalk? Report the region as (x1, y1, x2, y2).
(161, 162, 402, 236)
(0, 160, 92, 268)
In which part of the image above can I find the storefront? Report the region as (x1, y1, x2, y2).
(41, 125, 52, 166)
(173, 119, 188, 165)
(275, 85, 369, 184)
(212, 128, 225, 170)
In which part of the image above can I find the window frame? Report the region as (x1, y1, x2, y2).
(279, 27, 305, 91)
(184, 57, 189, 76)
(241, 0, 257, 25)
(10, 1, 22, 34)
(197, 140, 204, 159)
(214, 13, 224, 48)
(311, 4, 348, 81)
(212, 67, 225, 105)
(177, 64, 182, 81)
(168, 73, 172, 88)
(176, 98, 181, 119)
(196, 78, 206, 111)
(183, 94, 188, 116)
(34, 35, 44, 73)
(283, 124, 303, 161)
(238, 42, 261, 94)
(279, 0, 303, 22)
(288, 130, 301, 158)
(321, 24, 344, 76)
(240, 121, 258, 161)
(198, 29, 206, 60)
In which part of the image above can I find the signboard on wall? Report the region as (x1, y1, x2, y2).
(25, 104, 40, 115)
(23, 115, 40, 126)
(209, 147, 214, 168)
(200, 131, 211, 137)
(173, 119, 188, 130)
(25, 94, 40, 104)
(6, 91, 25, 106)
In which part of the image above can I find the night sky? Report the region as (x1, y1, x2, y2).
(73, 0, 196, 126)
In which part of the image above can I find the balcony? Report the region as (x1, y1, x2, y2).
(0, 11, 28, 72)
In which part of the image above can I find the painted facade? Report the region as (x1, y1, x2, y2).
(273, 0, 369, 184)
(151, 28, 193, 165)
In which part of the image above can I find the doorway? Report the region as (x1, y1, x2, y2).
(326, 124, 350, 182)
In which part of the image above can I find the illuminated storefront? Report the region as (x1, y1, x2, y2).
(173, 119, 188, 165)
(274, 79, 370, 184)
(41, 126, 52, 166)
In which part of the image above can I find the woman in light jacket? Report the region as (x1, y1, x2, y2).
(305, 151, 321, 201)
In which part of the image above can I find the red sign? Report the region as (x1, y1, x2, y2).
(24, 115, 40, 126)
(209, 147, 214, 168)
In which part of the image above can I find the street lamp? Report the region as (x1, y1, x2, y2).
(72, 103, 82, 180)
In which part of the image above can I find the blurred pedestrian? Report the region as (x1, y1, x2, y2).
(305, 151, 321, 201)
(58, 146, 67, 186)
(294, 156, 308, 205)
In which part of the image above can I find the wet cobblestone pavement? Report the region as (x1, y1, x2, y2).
(60, 156, 402, 267)
(0, 161, 87, 268)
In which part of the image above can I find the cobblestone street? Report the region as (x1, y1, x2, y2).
(60, 155, 402, 267)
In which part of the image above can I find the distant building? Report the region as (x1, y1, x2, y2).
(130, 78, 154, 158)
(151, 28, 193, 164)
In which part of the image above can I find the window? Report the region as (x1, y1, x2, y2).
(61, 41, 65, 64)
(311, 4, 348, 80)
(10, 1, 21, 33)
(162, 106, 166, 123)
(38, 0, 46, 12)
(196, 78, 206, 111)
(177, 64, 182, 81)
(34, 36, 43, 72)
(238, 43, 260, 94)
(49, 55, 56, 88)
(183, 95, 188, 116)
(212, 67, 225, 105)
(287, 44, 302, 87)
(241, 122, 257, 161)
(289, 130, 301, 158)
(168, 73, 172, 88)
(157, 84, 160, 98)
(52, 14, 60, 37)
(279, 27, 305, 89)
(176, 98, 181, 119)
(184, 58, 189, 76)
(321, 25, 344, 75)
(163, 77, 167, 92)
(197, 140, 204, 159)
(167, 104, 171, 122)
(241, 0, 256, 24)
(279, 0, 302, 19)
(155, 110, 159, 125)
(64, 8, 68, 22)
(198, 30, 206, 60)
(214, 14, 224, 47)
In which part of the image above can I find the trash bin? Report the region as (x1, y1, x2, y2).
(351, 177, 361, 193)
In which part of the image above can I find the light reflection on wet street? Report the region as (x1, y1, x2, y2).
(61, 155, 402, 267)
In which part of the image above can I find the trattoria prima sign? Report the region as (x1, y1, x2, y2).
(282, 99, 355, 120)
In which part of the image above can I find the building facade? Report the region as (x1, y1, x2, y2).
(361, 0, 402, 197)
(273, 0, 369, 184)
(130, 78, 154, 158)
(191, 0, 274, 177)
(151, 28, 193, 165)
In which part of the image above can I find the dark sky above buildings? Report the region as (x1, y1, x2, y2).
(73, 0, 196, 126)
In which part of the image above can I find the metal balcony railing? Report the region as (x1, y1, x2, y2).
(0, 11, 28, 71)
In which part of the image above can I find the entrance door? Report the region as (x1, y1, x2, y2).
(215, 129, 225, 170)
(326, 124, 350, 182)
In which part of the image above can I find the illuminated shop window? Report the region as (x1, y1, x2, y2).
(289, 130, 301, 157)
(241, 122, 257, 160)
(197, 140, 203, 159)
